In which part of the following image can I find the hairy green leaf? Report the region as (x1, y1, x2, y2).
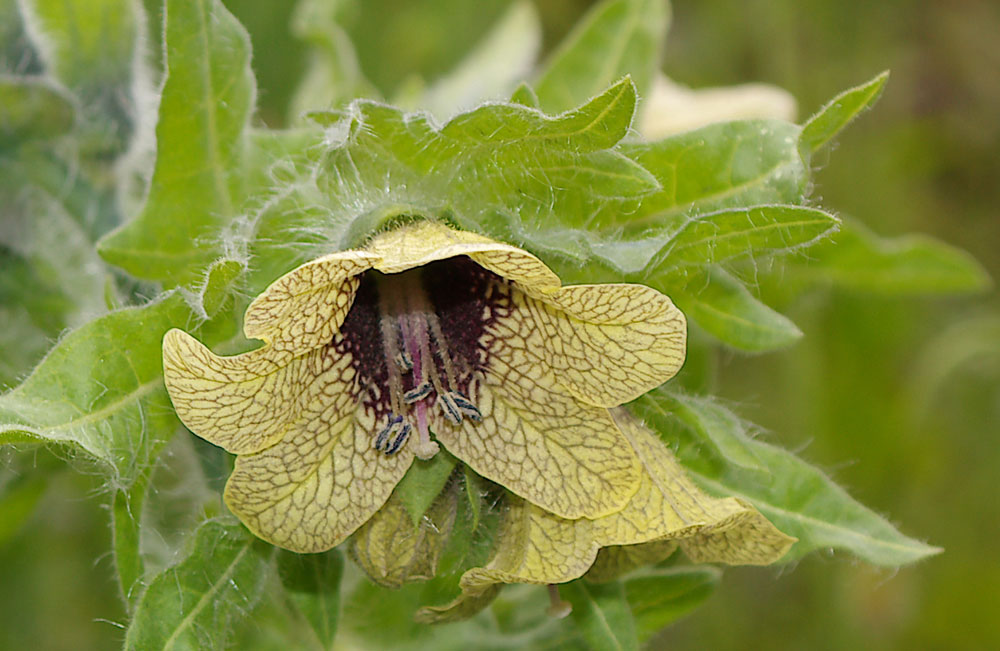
(803, 219, 992, 294)
(125, 519, 272, 650)
(247, 79, 648, 274)
(20, 0, 146, 156)
(113, 466, 153, 611)
(564, 580, 639, 651)
(395, 452, 458, 526)
(0, 293, 190, 479)
(635, 390, 767, 473)
(670, 267, 803, 352)
(649, 205, 839, 273)
(625, 567, 720, 640)
(598, 120, 808, 231)
(590, 205, 838, 277)
(654, 409, 943, 565)
(800, 71, 889, 154)
(98, 0, 255, 286)
(277, 550, 344, 649)
(534, 0, 667, 114)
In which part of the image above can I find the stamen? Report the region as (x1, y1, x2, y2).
(437, 392, 463, 425)
(403, 381, 433, 404)
(425, 311, 460, 388)
(395, 351, 413, 372)
(378, 313, 407, 415)
(386, 422, 412, 455)
(374, 415, 403, 452)
(448, 392, 482, 422)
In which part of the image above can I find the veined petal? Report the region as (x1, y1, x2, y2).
(583, 541, 679, 583)
(416, 495, 601, 624)
(224, 392, 415, 553)
(460, 495, 600, 593)
(163, 329, 320, 454)
(366, 221, 561, 293)
(594, 411, 796, 563)
(433, 370, 641, 520)
(679, 509, 799, 566)
(490, 285, 686, 409)
(421, 419, 794, 622)
(243, 251, 378, 352)
(415, 585, 502, 625)
(350, 482, 458, 588)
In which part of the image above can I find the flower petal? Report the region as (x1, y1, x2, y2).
(414, 497, 600, 624)
(679, 509, 799, 566)
(595, 411, 796, 564)
(350, 481, 458, 588)
(163, 329, 319, 454)
(224, 396, 414, 553)
(489, 285, 686, 409)
(433, 373, 641, 520)
(366, 221, 561, 293)
(242, 251, 378, 352)
(583, 541, 679, 583)
(414, 585, 502, 625)
(460, 495, 600, 593)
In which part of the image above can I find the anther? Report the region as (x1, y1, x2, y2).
(374, 415, 403, 451)
(386, 423, 412, 455)
(394, 351, 413, 373)
(449, 392, 482, 422)
(437, 392, 463, 425)
(403, 382, 433, 404)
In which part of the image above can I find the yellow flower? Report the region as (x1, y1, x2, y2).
(162, 222, 686, 553)
(417, 412, 796, 623)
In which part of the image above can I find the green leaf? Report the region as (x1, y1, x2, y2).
(20, 0, 146, 156)
(563, 580, 639, 651)
(676, 435, 942, 566)
(463, 465, 483, 531)
(418, 1, 541, 118)
(277, 549, 343, 649)
(509, 82, 539, 108)
(196, 258, 247, 318)
(534, 0, 667, 114)
(624, 567, 720, 640)
(124, 519, 272, 651)
(800, 71, 889, 154)
(634, 390, 768, 474)
(98, 0, 256, 287)
(394, 452, 458, 526)
(591, 205, 839, 277)
(112, 466, 153, 611)
(439, 76, 637, 152)
(254, 79, 649, 272)
(0, 293, 190, 480)
(603, 119, 808, 231)
(649, 205, 839, 273)
(803, 219, 992, 294)
(670, 267, 803, 352)
(0, 77, 75, 147)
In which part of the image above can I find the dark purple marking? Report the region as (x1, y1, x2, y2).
(421, 256, 513, 394)
(330, 255, 513, 425)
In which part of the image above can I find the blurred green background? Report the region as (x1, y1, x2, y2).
(1, 0, 997, 649)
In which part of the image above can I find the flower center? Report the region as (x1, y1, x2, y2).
(333, 257, 512, 460)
